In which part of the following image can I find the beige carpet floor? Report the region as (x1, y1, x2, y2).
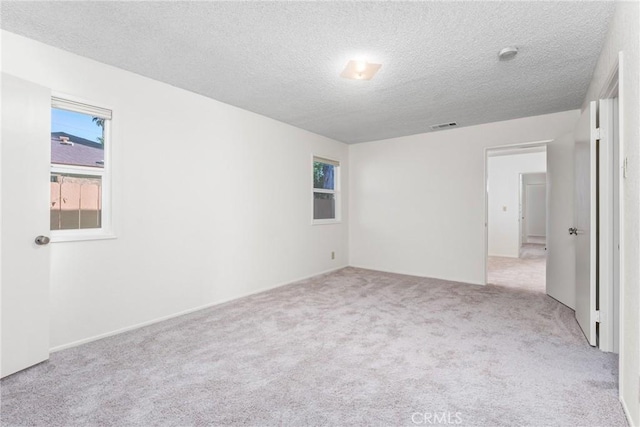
(0, 267, 626, 426)
(488, 244, 546, 293)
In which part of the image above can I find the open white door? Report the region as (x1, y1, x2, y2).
(1, 74, 52, 377)
(546, 133, 576, 309)
(573, 101, 597, 346)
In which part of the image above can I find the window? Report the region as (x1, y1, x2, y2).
(313, 156, 340, 224)
(50, 96, 113, 240)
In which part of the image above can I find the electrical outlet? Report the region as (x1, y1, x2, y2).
(331, 251, 335, 260)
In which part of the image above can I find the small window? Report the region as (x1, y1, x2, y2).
(50, 97, 113, 240)
(313, 156, 340, 224)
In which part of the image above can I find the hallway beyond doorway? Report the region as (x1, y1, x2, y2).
(488, 244, 546, 293)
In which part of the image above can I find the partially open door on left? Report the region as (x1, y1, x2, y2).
(1, 74, 51, 378)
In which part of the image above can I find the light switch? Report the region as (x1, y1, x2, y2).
(502, 206, 507, 212)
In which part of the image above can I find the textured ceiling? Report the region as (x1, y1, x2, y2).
(0, 1, 614, 144)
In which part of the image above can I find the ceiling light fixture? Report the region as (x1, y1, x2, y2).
(340, 60, 382, 80)
(498, 46, 519, 61)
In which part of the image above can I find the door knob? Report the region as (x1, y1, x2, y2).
(34, 235, 50, 245)
(568, 227, 578, 236)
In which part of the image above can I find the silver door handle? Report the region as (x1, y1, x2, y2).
(569, 227, 578, 236)
(34, 235, 50, 245)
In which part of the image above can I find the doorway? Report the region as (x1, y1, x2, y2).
(485, 145, 547, 293)
(520, 172, 547, 249)
(597, 63, 622, 355)
(572, 58, 621, 355)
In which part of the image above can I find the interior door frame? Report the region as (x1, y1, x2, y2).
(483, 140, 551, 285)
(520, 173, 547, 247)
(597, 53, 623, 370)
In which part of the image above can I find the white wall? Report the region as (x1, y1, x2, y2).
(349, 110, 579, 285)
(581, 1, 639, 424)
(487, 152, 546, 258)
(1, 31, 349, 349)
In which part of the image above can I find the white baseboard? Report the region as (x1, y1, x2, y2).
(620, 394, 638, 427)
(50, 265, 348, 353)
(488, 252, 519, 258)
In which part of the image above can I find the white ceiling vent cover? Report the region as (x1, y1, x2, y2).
(429, 122, 458, 131)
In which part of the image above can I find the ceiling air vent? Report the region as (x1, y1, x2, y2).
(429, 122, 458, 131)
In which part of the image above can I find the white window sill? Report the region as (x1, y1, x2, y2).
(51, 232, 117, 243)
(312, 219, 342, 226)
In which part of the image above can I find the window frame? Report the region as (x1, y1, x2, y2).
(311, 155, 341, 225)
(50, 94, 115, 242)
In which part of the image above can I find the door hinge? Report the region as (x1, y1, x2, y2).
(594, 128, 601, 140)
(595, 310, 601, 323)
